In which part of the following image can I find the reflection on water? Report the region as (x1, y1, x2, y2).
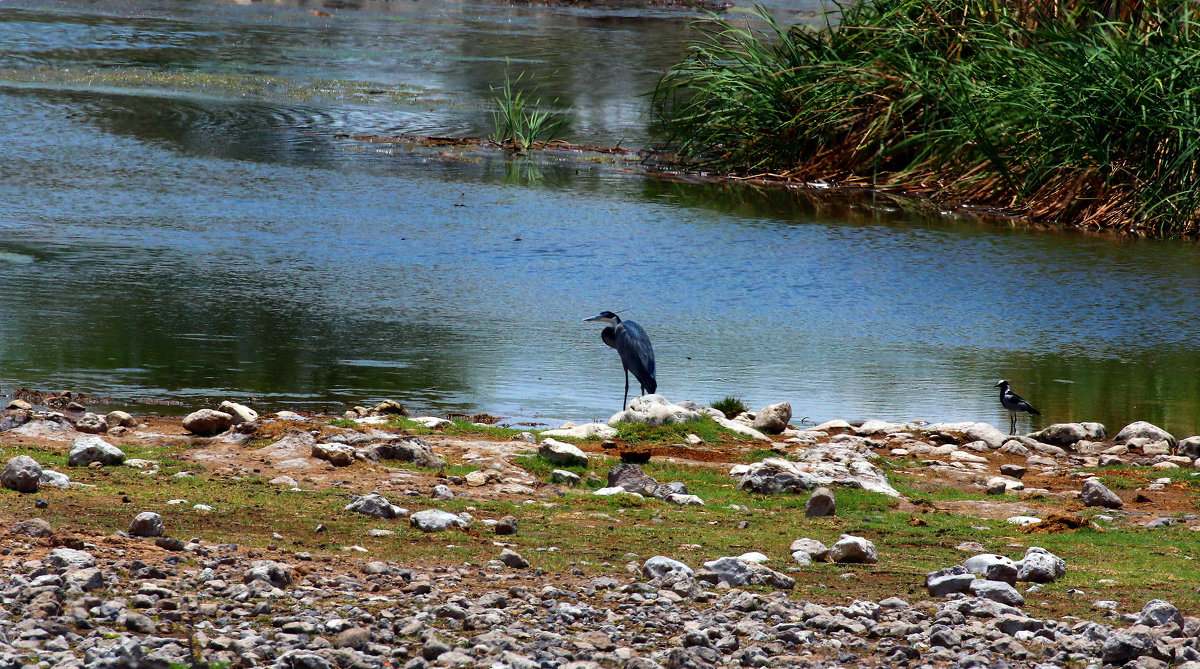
(1, 0, 1199, 437)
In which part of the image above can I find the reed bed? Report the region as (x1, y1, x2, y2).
(652, 0, 1200, 235)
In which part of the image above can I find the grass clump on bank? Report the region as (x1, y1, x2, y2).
(711, 396, 748, 419)
(652, 0, 1200, 235)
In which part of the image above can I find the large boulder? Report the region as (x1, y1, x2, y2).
(731, 447, 900, 498)
(642, 556, 694, 580)
(962, 554, 1019, 584)
(750, 402, 791, 435)
(1080, 478, 1123, 509)
(47, 547, 96, 570)
(735, 458, 819, 494)
(698, 556, 794, 590)
(68, 436, 126, 467)
(540, 422, 618, 440)
(1029, 423, 1098, 447)
(72, 412, 108, 434)
(609, 395, 702, 426)
(105, 411, 138, 429)
(39, 470, 71, 489)
(410, 509, 470, 532)
(1, 456, 42, 493)
(926, 566, 975, 597)
(1138, 599, 1184, 628)
(243, 560, 293, 588)
(128, 512, 164, 538)
(10, 518, 53, 538)
(805, 487, 836, 517)
(182, 409, 233, 436)
(356, 437, 444, 470)
(345, 493, 405, 519)
(607, 463, 658, 496)
(0, 409, 31, 432)
(1015, 546, 1066, 583)
(970, 579, 1024, 606)
(537, 439, 588, 467)
(312, 443, 356, 467)
(1177, 436, 1200, 459)
(827, 535, 878, 564)
(789, 538, 829, 562)
(1114, 421, 1175, 448)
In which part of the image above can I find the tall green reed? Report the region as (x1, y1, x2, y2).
(490, 68, 568, 151)
(652, 0, 1200, 235)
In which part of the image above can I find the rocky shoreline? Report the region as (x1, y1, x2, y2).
(2, 394, 1200, 668)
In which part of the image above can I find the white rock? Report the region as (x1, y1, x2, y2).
(609, 395, 702, 426)
(592, 487, 642, 498)
(950, 450, 989, 464)
(68, 436, 126, 467)
(538, 438, 589, 466)
(218, 401, 259, 425)
(812, 420, 852, 432)
(411, 416, 452, 428)
(540, 422, 617, 440)
(711, 415, 770, 441)
(1006, 516, 1042, 526)
(827, 535, 878, 564)
(182, 409, 233, 436)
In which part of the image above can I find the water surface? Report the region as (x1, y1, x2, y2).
(2, 0, 1199, 436)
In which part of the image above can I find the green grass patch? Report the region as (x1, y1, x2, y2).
(329, 416, 527, 441)
(732, 448, 796, 463)
(711, 396, 748, 419)
(611, 415, 748, 445)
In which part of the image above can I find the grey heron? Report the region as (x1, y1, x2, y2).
(995, 379, 1040, 435)
(584, 310, 656, 410)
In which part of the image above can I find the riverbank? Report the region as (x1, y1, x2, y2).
(3, 396, 1200, 666)
(652, 0, 1200, 237)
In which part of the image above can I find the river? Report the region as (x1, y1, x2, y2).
(2, 0, 1199, 436)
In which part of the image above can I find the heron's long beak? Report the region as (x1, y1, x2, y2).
(583, 314, 609, 323)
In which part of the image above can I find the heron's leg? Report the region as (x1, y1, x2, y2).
(1009, 412, 1016, 435)
(623, 369, 630, 410)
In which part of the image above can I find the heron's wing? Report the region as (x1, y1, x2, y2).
(600, 326, 617, 350)
(615, 321, 656, 394)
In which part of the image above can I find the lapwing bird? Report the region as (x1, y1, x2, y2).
(995, 379, 1040, 435)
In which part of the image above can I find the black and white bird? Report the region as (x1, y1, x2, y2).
(584, 310, 656, 410)
(995, 379, 1040, 435)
